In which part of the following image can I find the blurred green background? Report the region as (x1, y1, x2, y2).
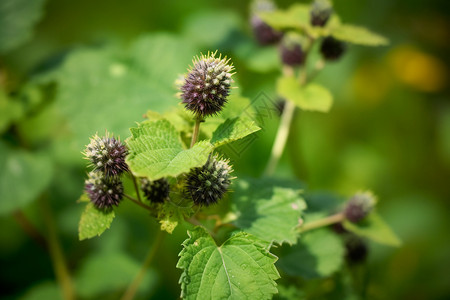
(0, 0, 449, 299)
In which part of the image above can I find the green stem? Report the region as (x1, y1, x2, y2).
(190, 117, 202, 148)
(298, 212, 345, 233)
(40, 196, 75, 300)
(129, 172, 142, 203)
(13, 210, 47, 249)
(124, 194, 152, 211)
(121, 230, 165, 300)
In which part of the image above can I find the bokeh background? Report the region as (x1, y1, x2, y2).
(0, 0, 449, 299)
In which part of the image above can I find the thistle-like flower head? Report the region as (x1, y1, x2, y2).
(180, 52, 234, 118)
(310, 0, 333, 27)
(250, 0, 283, 45)
(140, 177, 170, 203)
(320, 36, 346, 61)
(344, 191, 377, 223)
(85, 171, 124, 210)
(280, 33, 308, 66)
(185, 155, 234, 206)
(84, 133, 128, 177)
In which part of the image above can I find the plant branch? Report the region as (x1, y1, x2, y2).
(297, 212, 345, 233)
(124, 194, 152, 212)
(129, 172, 142, 203)
(121, 230, 165, 300)
(40, 196, 75, 300)
(190, 117, 202, 148)
(13, 210, 47, 249)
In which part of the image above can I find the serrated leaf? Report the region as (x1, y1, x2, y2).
(342, 213, 401, 247)
(78, 203, 115, 240)
(177, 227, 280, 300)
(331, 24, 389, 46)
(277, 229, 345, 279)
(126, 120, 213, 180)
(211, 117, 260, 148)
(232, 178, 306, 245)
(277, 77, 333, 112)
(0, 0, 46, 53)
(75, 252, 157, 298)
(0, 142, 53, 215)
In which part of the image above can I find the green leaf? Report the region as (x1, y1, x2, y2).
(0, 90, 24, 134)
(0, 143, 53, 215)
(232, 178, 306, 245)
(0, 0, 46, 53)
(158, 200, 192, 234)
(211, 117, 260, 148)
(78, 203, 115, 241)
(277, 229, 345, 279)
(342, 213, 401, 247)
(75, 252, 157, 298)
(46, 34, 197, 164)
(21, 282, 62, 300)
(126, 120, 213, 180)
(331, 24, 389, 46)
(177, 227, 280, 300)
(277, 77, 333, 112)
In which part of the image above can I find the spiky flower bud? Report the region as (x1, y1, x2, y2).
(320, 36, 346, 61)
(310, 0, 333, 27)
(140, 178, 170, 203)
(250, 0, 283, 45)
(344, 191, 377, 223)
(185, 155, 234, 206)
(84, 133, 128, 177)
(280, 33, 308, 66)
(85, 171, 123, 210)
(180, 52, 234, 118)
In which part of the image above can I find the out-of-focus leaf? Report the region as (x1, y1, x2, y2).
(21, 281, 62, 300)
(0, 0, 46, 53)
(331, 24, 389, 46)
(342, 213, 401, 247)
(277, 76, 333, 112)
(75, 252, 157, 298)
(0, 142, 53, 215)
(0, 90, 23, 134)
(232, 178, 306, 245)
(277, 229, 345, 279)
(158, 200, 192, 234)
(78, 203, 115, 241)
(177, 226, 280, 300)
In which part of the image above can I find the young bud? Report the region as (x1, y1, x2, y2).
(140, 178, 170, 203)
(310, 0, 333, 27)
(250, 0, 283, 45)
(180, 52, 234, 118)
(84, 133, 128, 177)
(320, 36, 346, 61)
(85, 171, 123, 210)
(185, 155, 234, 206)
(280, 33, 308, 66)
(345, 235, 368, 264)
(344, 191, 377, 223)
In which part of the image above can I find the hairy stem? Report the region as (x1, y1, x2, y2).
(190, 117, 202, 148)
(121, 230, 165, 300)
(129, 172, 142, 203)
(13, 210, 47, 249)
(40, 196, 75, 300)
(124, 194, 152, 211)
(298, 212, 345, 233)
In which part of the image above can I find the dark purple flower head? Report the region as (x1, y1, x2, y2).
(344, 191, 377, 223)
(320, 36, 346, 61)
(250, 0, 283, 45)
(140, 177, 170, 203)
(85, 171, 123, 210)
(84, 133, 128, 177)
(185, 155, 234, 206)
(180, 52, 234, 118)
(310, 0, 333, 27)
(345, 235, 369, 264)
(280, 34, 308, 66)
